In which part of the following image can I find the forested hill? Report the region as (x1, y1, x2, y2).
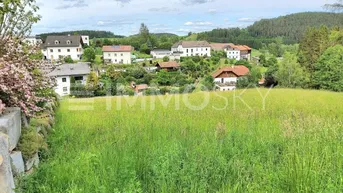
(248, 12, 343, 43)
(38, 30, 125, 40)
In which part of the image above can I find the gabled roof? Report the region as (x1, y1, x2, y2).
(172, 41, 210, 48)
(102, 45, 133, 52)
(226, 44, 252, 51)
(48, 63, 91, 76)
(212, 65, 249, 78)
(210, 43, 234, 51)
(151, 49, 171, 52)
(44, 35, 82, 48)
(156, 61, 180, 68)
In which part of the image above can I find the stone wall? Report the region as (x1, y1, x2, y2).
(0, 102, 57, 193)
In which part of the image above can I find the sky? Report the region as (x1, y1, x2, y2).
(32, 0, 336, 36)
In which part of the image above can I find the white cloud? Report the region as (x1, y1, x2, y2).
(207, 9, 217, 14)
(184, 21, 213, 26)
(237, 17, 261, 22)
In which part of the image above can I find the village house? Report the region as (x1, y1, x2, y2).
(210, 43, 234, 51)
(171, 41, 211, 57)
(48, 63, 91, 96)
(155, 61, 180, 71)
(42, 35, 84, 61)
(212, 65, 249, 91)
(131, 82, 148, 95)
(23, 36, 43, 45)
(226, 44, 252, 61)
(151, 49, 171, 59)
(102, 45, 133, 65)
(81, 35, 90, 46)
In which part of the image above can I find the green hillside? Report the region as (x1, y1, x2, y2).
(248, 12, 343, 43)
(20, 89, 343, 192)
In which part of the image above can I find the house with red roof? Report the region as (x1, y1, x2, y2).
(102, 45, 133, 64)
(212, 65, 250, 91)
(156, 61, 180, 71)
(225, 44, 252, 61)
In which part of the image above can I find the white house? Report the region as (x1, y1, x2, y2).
(151, 49, 171, 59)
(23, 36, 42, 45)
(212, 65, 249, 91)
(226, 44, 252, 61)
(171, 41, 211, 57)
(42, 35, 84, 61)
(102, 45, 133, 64)
(81, 35, 90, 46)
(48, 63, 91, 96)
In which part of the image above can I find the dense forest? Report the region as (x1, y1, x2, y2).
(38, 30, 125, 40)
(196, 12, 343, 48)
(248, 12, 343, 43)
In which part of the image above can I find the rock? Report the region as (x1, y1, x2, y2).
(10, 151, 25, 176)
(0, 133, 15, 193)
(0, 108, 21, 151)
(25, 153, 39, 171)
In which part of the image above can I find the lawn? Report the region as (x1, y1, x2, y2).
(20, 89, 343, 192)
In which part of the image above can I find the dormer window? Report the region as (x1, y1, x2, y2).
(66, 40, 71, 45)
(55, 40, 59, 45)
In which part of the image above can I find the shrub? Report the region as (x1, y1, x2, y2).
(163, 56, 170, 62)
(64, 56, 74, 63)
(18, 127, 47, 160)
(0, 37, 55, 117)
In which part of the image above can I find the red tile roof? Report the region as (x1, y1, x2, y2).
(156, 61, 180, 68)
(210, 43, 234, 51)
(102, 45, 133, 52)
(229, 45, 252, 51)
(212, 65, 250, 78)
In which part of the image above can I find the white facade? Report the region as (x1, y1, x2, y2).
(227, 49, 241, 60)
(103, 51, 132, 64)
(81, 36, 90, 46)
(214, 77, 238, 91)
(151, 50, 171, 59)
(54, 75, 87, 96)
(23, 37, 42, 45)
(171, 45, 211, 57)
(42, 45, 83, 61)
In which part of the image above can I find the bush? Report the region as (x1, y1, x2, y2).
(163, 56, 170, 62)
(64, 56, 74, 63)
(18, 127, 47, 160)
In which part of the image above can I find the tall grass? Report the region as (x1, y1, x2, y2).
(19, 89, 343, 193)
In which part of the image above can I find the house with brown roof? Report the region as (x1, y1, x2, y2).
(156, 61, 180, 71)
(225, 44, 252, 61)
(212, 65, 250, 91)
(103, 45, 133, 64)
(210, 43, 234, 51)
(131, 82, 148, 95)
(171, 41, 211, 57)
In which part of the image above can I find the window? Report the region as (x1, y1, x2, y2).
(108, 53, 110, 57)
(206, 48, 208, 51)
(50, 49, 53, 53)
(55, 40, 59, 45)
(191, 49, 193, 52)
(66, 40, 71, 45)
(62, 78, 67, 82)
(115, 53, 117, 57)
(186, 49, 189, 53)
(58, 49, 61, 52)
(196, 48, 198, 51)
(115, 59, 117, 62)
(63, 87, 68, 92)
(67, 49, 70, 52)
(85, 37, 88, 40)
(74, 76, 83, 81)
(121, 53, 123, 56)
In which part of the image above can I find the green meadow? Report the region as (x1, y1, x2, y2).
(20, 89, 343, 192)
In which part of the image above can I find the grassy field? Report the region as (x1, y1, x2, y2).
(20, 89, 343, 192)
